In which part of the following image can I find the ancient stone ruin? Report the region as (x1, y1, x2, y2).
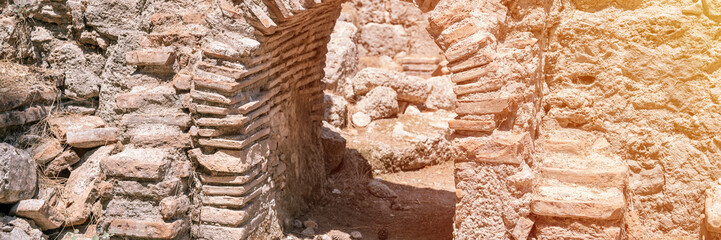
(0, 0, 720, 239)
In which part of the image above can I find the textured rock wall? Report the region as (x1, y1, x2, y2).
(542, 1, 721, 239)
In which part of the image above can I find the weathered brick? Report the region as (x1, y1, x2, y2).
(457, 132, 531, 165)
(200, 187, 263, 208)
(201, 175, 266, 197)
(455, 97, 513, 116)
(453, 78, 503, 96)
(32, 138, 63, 165)
(160, 196, 190, 220)
(198, 168, 260, 185)
(199, 205, 255, 226)
(66, 127, 119, 148)
(448, 119, 496, 132)
(44, 150, 80, 176)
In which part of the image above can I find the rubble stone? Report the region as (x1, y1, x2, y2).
(0, 143, 36, 204)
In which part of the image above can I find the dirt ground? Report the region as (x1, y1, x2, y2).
(288, 160, 455, 240)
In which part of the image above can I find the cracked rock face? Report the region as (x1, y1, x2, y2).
(0, 143, 36, 204)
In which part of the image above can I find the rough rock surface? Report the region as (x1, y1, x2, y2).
(356, 86, 399, 120)
(352, 68, 431, 104)
(0, 143, 36, 204)
(345, 111, 456, 172)
(321, 122, 347, 174)
(324, 93, 348, 128)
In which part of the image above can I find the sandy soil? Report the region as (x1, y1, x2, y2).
(289, 161, 455, 240)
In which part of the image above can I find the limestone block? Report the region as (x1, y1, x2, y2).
(60, 146, 114, 226)
(324, 93, 348, 128)
(356, 86, 399, 120)
(66, 127, 119, 148)
(424, 75, 456, 110)
(47, 115, 105, 140)
(322, 122, 346, 174)
(706, 184, 721, 233)
(359, 23, 408, 56)
(352, 68, 431, 104)
(11, 199, 62, 230)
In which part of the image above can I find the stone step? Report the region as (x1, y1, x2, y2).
(437, 19, 478, 49)
(531, 184, 625, 220)
(101, 148, 170, 181)
(539, 153, 625, 173)
(107, 219, 187, 239)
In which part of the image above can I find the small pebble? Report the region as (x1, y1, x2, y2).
(351, 231, 362, 239)
(302, 227, 315, 236)
(332, 189, 341, 194)
(304, 219, 318, 229)
(293, 219, 303, 228)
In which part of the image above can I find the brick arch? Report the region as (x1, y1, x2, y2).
(105, 0, 545, 239)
